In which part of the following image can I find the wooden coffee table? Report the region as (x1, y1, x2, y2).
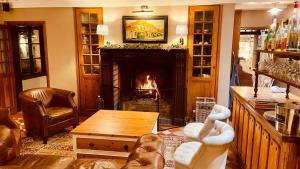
(71, 110, 159, 159)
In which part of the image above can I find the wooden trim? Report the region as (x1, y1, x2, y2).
(232, 10, 241, 59)
(74, 8, 81, 108)
(214, 5, 223, 100)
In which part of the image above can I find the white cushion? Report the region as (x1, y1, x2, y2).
(174, 142, 202, 168)
(208, 105, 231, 121)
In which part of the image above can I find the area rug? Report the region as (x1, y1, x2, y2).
(20, 128, 185, 169)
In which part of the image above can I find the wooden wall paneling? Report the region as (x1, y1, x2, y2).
(231, 97, 237, 128)
(241, 109, 249, 163)
(245, 115, 255, 169)
(251, 121, 262, 169)
(279, 143, 299, 169)
(234, 101, 240, 147)
(0, 25, 17, 112)
(267, 139, 280, 169)
(258, 130, 270, 169)
(238, 105, 244, 153)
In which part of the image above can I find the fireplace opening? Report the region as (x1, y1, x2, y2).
(100, 48, 187, 126)
(117, 63, 174, 124)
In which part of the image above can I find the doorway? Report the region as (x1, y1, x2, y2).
(7, 21, 49, 111)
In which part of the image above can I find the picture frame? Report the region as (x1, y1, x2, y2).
(122, 15, 168, 43)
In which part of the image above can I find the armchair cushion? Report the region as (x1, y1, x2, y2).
(47, 107, 74, 125)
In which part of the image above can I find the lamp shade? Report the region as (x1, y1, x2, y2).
(96, 24, 109, 35)
(176, 25, 188, 36)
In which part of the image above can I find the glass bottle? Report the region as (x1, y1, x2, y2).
(275, 20, 284, 50)
(288, 1, 299, 51)
(281, 20, 288, 50)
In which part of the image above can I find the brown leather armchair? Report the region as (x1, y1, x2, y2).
(19, 88, 78, 144)
(0, 108, 21, 165)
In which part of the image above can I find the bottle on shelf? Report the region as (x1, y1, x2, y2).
(281, 20, 288, 50)
(275, 20, 284, 50)
(287, 1, 299, 51)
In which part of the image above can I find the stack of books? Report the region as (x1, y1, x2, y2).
(248, 98, 278, 110)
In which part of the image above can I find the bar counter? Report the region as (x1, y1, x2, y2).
(231, 86, 300, 169)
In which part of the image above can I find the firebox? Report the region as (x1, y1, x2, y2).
(100, 48, 187, 126)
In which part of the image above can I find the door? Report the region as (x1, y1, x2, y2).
(187, 6, 220, 116)
(75, 8, 103, 116)
(0, 25, 17, 112)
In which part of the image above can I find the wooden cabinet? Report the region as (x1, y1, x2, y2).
(231, 87, 300, 169)
(187, 6, 220, 117)
(75, 8, 103, 115)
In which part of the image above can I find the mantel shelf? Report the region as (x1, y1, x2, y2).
(255, 70, 300, 89)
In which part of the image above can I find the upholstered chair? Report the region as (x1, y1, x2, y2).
(174, 120, 235, 169)
(0, 108, 21, 165)
(184, 104, 231, 141)
(19, 88, 78, 144)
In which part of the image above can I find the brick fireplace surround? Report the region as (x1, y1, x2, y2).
(100, 48, 187, 126)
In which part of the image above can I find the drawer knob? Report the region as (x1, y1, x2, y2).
(124, 144, 129, 152)
(89, 143, 95, 147)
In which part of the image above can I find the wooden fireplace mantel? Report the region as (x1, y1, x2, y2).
(99, 48, 187, 126)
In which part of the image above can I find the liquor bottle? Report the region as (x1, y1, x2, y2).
(275, 20, 284, 50)
(288, 1, 299, 51)
(281, 23, 288, 50)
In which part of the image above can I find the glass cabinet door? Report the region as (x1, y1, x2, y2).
(192, 10, 214, 78)
(80, 12, 101, 75)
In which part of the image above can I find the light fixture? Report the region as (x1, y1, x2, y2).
(267, 3, 283, 16)
(132, 5, 154, 13)
(96, 24, 110, 45)
(176, 25, 188, 45)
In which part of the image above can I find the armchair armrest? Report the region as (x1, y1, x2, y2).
(0, 108, 18, 129)
(51, 88, 77, 109)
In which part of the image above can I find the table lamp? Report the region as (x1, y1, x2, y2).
(176, 25, 188, 45)
(96, 24, 110, 45)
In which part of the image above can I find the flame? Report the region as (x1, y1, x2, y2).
(139, 75, 160, 99)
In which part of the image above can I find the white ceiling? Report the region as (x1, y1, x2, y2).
(7, 0, 293, 9)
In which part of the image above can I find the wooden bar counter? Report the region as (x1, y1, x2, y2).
(231, 86, 300, 169)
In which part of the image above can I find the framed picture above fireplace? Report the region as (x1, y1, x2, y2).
(122, 15, 168, 43)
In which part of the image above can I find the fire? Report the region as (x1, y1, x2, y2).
(139, 75, 160, 99)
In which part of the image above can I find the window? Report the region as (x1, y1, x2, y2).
(15, 25, 46, 79)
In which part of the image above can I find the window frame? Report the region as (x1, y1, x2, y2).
(14, 25, 47, 80)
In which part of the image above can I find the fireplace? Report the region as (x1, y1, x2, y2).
(100, 48, 187, 126)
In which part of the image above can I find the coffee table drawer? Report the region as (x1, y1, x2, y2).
(76, 138, 137, 152)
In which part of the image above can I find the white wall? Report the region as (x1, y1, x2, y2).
(22, 76, 47, 90)
(3, 8, 78, 102)
(103, 6, 188, 45)
(217, 4, 235, 107)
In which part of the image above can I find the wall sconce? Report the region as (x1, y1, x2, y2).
(176, 25, 188, 45)
(96, 24, 110, 45)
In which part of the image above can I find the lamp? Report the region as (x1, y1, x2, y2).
(176, 25, 188, 45)
(267, 3, 283, 16)
(96, 24, 110, 45)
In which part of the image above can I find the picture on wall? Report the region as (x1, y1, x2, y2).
(122, 15, 168, 43)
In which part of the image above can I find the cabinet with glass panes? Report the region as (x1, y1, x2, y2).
(187, 6, 220, 115)
(191, 10, 214, 78)
(80, 12, 101, 74)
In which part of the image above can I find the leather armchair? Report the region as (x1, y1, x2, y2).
(0, 108, 21, 165)
(19, 88, 78, 144)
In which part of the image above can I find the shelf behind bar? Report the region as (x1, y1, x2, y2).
(256, 49, 300, 60)
(255, 69, 300, 89)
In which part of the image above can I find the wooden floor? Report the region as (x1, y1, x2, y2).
(11, 112, 241, 169)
